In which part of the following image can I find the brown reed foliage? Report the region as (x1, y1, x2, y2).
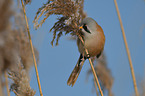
(0, 0, 38, 95)
(0, 0, 13, 32)
(8, 58, 36, 96)
(0, 0, 39, 75)
(87, 53, 114, 96)
(33, 0, 86, 46)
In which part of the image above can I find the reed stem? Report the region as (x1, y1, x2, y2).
(114, 0, 139, 96)
(94, 78, 99, 96)
(5, 71, 10, 96)
(78, 36, 104, 96)
(21, 0, 43, 96)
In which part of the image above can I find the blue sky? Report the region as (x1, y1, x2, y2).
(11, 0, 145, 96)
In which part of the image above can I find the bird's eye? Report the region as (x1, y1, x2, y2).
(83, 24, 91, 34)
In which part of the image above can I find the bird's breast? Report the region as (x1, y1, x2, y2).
(77, 33, 105, 57)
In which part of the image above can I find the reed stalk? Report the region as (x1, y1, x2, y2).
(114, 0, 139, 96)
(5, 71, 10, 96)
(78, 36, 104, 96)
(94, 78, 99, 96)
(21, 0, 43, 96)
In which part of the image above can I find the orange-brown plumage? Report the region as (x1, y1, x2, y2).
(77, 22, 105, 57)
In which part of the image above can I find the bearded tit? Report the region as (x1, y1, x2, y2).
(67, 17, 105, 86)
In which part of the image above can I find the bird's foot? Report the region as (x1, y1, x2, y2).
(85, 54, 90, 59)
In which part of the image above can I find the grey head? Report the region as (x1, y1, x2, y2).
(80, 17, 97, 36)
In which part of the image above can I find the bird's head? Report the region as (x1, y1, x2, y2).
(79, 17, 98, 37)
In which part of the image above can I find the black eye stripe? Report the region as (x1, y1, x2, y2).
(83, 24, 91, 34)
(83, 24, 88, 31)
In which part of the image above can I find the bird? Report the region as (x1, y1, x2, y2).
(67, 17, 105, 86)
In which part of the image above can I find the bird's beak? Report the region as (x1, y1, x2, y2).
(79, 26, 83, 30)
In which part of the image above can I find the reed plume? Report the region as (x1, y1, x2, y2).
(0, 0, 38, 95)
(8, 58, 36, 96)
(34, 0, 86, 46)
(0, 0, 39, 75)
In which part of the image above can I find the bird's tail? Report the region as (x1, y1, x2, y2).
(67, 54, 85, 86)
